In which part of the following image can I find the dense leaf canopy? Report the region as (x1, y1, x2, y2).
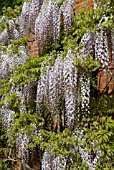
(0, 0, 24, 16)
(0, 0, 114, 169)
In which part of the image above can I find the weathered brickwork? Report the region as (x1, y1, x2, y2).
(74, 0, 93, 10)
(98, 66, 114, 95)
(27, 33, 39, 56)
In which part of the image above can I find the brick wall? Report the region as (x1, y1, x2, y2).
(27, 33, 39, 56)
(98, 66, 114, 95)
(74, 0, 94, 10)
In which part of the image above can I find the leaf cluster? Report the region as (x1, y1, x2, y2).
(0, 0, 24, 16)
(0, 0, 114, 169)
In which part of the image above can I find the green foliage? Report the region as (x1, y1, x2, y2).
(75, 56, 100, 73)
(2, 5, 22, 19)
(84, 116, 114, 169)
(32, 114, 114, 169)
(63, 0, 114, 52)
(0, 5, 23, 44)
(0, 0, 114, 169)
(0, 0, 24, 16)
(11, 55, 49, 86)
(7, 112, 43, 148)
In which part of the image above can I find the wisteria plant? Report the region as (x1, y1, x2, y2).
(0, 0, 114, 170)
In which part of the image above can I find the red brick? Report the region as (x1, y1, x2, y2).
(108, 84, 114, 89)
(98, 71, 107, 77)
(111, 79, 114, 84)
(75, 0, 93, 10)
(100, 77, 109, 83)
(34, 46, 38, 50)
(76, 0, 83, 4)
(34, 49, 38, 53)
(99, 83, 107, 89)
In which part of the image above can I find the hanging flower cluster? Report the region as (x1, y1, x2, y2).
(0, 0, 114, 169)
(0, 45, 27, 126)
(0, 45, 27, 78)
(95, 30, 109, 68)
(42, 151, 66, 170)
(19, 1, 31, 35)
(0, 19, 20, 45)
(20, 0, 43, 35)
(111, 29, 114, 61)
(35, 0, 74, 55)
(37, 50, 78, 129)
(0, 46, 36, 160)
